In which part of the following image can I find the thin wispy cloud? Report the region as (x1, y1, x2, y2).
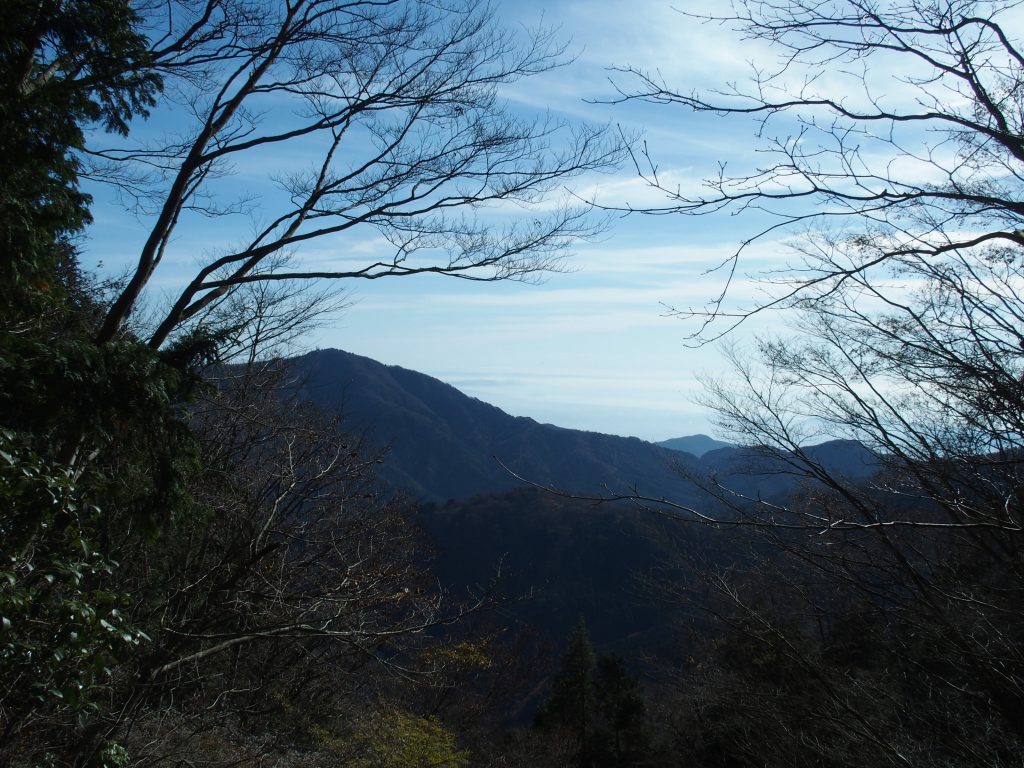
(84, 0, 862, 440)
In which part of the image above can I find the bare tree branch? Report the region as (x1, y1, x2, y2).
(606, 0, 1024, 341)
(89, 0, 623, 347)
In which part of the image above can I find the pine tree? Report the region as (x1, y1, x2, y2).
(535, 618, 597, 766)
(535, 620, 652, 767)
(593, 654, 648, 767)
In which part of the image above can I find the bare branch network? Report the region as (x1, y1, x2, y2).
(608, 0, 1024, 340)
(578, 7, 1024, 754)
(83, 0, 623, 347)
(120, 360, 491, 716)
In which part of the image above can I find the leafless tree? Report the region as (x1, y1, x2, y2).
(48, 356, 480, 765)
(589, 3, 1024, 764)
(85, 0, 622, 348)
(610, 0, 1024, 340)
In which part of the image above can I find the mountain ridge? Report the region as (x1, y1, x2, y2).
(280, 348, 883, 663)
(289, 348, 705, 503)
(286, 348, 880, 506)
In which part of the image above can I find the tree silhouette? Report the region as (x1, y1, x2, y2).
(535, 620, 650, 767)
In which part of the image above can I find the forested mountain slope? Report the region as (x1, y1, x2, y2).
(282, 349, 884, 668)
(290, 348, 704, 502)
(288, 348, 879, 506)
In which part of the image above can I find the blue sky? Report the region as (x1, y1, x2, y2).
(82, 1, 816, 442)
(319, 0, 801, 441)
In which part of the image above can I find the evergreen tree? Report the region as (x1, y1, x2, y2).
(535, 619, 597, 766)
(0, 5, 201, 762)
(593, 655, 648, 768)
(535, 621, 650, 768)
(0, 0, 159, 322)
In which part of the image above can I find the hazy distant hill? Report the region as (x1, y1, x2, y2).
(289, 348, 704, 503)
(658, 434, 733, 458)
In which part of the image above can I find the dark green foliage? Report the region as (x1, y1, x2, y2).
(535, 620, 650, 768)
(0, 0, 159, 321)
(0, 4, 198, 759)
(0, 0, 191, 533)
(591, 655, 649, 767)
(0, 246, 206, 763)
(2, 336, 202, 505)
(0, 431, 148, 738)
(536, 619, 597, 744)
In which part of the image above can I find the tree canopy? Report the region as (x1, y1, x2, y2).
(83, 0, 620, 348)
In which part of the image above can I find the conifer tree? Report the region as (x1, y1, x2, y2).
(535, 619, 597, 766)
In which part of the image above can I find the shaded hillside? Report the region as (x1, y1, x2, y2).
(289, 348, 704, 502)
(417, 488, 742, 685)
(416, 445, 869, 658)
(283, 349, 887, 720)
(693, 440, 882, 502)
(286, 349, 881, 509)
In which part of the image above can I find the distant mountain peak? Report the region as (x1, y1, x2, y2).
(657, 434, 733, 458)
